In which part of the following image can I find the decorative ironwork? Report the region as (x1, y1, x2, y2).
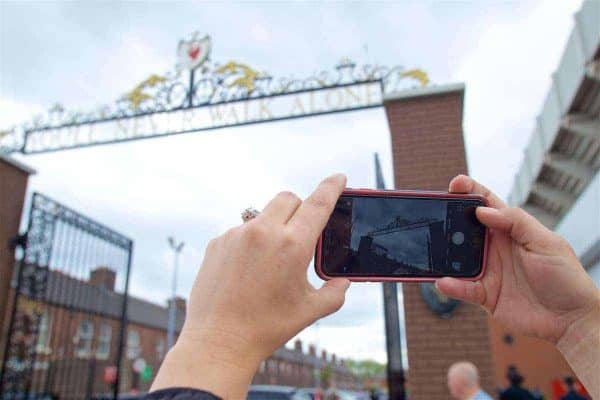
(0, 32, 429, 154)
(0, 192, 133, 400)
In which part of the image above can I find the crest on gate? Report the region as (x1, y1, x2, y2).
(177, 32, 211, 71)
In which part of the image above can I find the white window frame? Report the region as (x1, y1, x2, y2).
(35, 312, 52, 355)
(126, 329, 140, 360)
(156, 336, 165, 361)
(95, 323, 112, 360)
(75, 320, 94, 358)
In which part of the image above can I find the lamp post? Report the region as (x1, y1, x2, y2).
(167, 236, 184, 350)
(375, 153, 406, 400)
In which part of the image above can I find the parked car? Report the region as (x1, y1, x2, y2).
(247, 385, 313, 400)
(91, 393, 146, 400)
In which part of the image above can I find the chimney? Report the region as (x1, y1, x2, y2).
(321, 349, 327, 361)
(168, 296, 187, 315)
(89, 267, 116, 291)
(331, 353, 337, 365)
(294, 339, 302, 352)
(308, 344, 316, 357)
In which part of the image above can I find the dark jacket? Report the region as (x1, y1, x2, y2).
(560, 390, 589, 400)
(499, 385, 537, 400)
(143, 388, 221, 400)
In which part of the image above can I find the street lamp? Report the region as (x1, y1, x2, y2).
(167, 236, 184, 350)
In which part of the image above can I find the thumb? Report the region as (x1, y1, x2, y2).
(435, 277, 486, 307)
(312, 278, 351, 319)
(476, 206, 552, 247)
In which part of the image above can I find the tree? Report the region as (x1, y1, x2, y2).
(345, 359, 386, 382)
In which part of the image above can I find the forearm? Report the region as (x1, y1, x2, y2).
(150, 330, 261, 399)
(557, 297, 600, 399)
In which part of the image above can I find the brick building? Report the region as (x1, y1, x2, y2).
(8, 266, 359, 397)
(253, 340, 360, 390)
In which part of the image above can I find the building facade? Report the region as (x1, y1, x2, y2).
(503, 1, 599, 398)
(3, 265, 360, 398)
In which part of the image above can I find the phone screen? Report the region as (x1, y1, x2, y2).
(320, 194, 486, 278)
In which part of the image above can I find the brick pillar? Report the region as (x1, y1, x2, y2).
(0, 155, 35, 360)
(383, 83, 494, 400)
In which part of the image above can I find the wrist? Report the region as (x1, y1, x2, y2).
(151, 325, 263, 399)
(557, 294, 600, 352)
(556, 295, 600, 398)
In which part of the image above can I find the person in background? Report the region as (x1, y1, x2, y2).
(447, 361, 493, 400)
(147, 174, 600, 400)
(560, 376, 589, 400)
(499, 366, 536, 400)
(530, 387, 545, 400)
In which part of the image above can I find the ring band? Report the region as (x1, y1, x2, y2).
(241, 207, 260, 223)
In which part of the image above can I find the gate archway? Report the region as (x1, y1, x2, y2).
(0, 192, 133, 399)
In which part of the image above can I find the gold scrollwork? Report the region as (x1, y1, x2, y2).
(215, 61, 260, 92)
(401, 68, 429, 87)
(19, 298, 44, 316)
(125, 74, 167, 109)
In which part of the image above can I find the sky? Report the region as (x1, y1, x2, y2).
(0, 0, 583, 366)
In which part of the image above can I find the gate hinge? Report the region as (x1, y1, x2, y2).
(8, 233, 27, 250)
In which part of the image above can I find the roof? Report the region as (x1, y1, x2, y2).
(507, 0, 600, 228)
(272, 346, 352, 374)
(0, 153, 36, 175)
(44, 269, 184, 331)
(383, 82, 465, 102)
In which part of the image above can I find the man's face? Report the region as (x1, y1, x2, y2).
(447, 372, 463, 399)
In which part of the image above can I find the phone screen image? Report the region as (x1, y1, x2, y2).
(320, 194, 486, 278)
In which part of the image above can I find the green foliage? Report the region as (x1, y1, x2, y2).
(345, 359, 386, 380)
(319, 364, 333, 388)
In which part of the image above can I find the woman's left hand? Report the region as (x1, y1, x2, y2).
(151, 174, 350, 399)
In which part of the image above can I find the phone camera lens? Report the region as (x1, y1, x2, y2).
(452, 231, 465, 245)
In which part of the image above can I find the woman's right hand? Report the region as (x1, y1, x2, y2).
(436, 175, 600, 344)
(435, 175, 600, 398)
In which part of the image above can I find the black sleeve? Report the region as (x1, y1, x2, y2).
(141, 387, 223, 400)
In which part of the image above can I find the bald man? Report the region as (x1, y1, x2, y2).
(447, 361, 494, 400)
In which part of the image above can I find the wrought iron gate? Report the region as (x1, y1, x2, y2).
(0, 192, 133, 399)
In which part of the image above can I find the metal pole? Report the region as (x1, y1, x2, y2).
(167, 251, 179, 349)
(167, 238, 184, 350)
(187, 70, 195, 108)
(374, 153, 406, 400)
(113, 241, 133, 400)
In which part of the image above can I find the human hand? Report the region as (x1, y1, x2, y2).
(151, 174, 350, 398)
(436, 175, 600, 345)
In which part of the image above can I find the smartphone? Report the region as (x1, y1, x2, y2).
(314, 189, 489, 282)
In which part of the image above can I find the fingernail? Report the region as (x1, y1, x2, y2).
(331, 173, 347, 182)
(477, 206, 499, 215)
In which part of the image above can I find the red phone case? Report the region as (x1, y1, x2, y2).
(314, 188, 489, 282)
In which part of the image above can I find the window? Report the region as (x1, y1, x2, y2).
(156, 336, 165, 361)
(96, 323, 112, 359)
(75, 320, 94, 358)
(36, 312, 52, 354)
(127, 329, 140, 359)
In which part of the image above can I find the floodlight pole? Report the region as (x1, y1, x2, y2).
(167, 237, 184, 350)
(374, 153, 406, 400)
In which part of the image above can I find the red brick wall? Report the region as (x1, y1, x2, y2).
(383, 86, 495, 400)
(0, 158, 32, 361)
(488, 317, 574, 398)
(24, 301, 170, 397)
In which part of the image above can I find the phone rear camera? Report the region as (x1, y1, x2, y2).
(451, 231, 465, 245)
(451, 261, 462, 271)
